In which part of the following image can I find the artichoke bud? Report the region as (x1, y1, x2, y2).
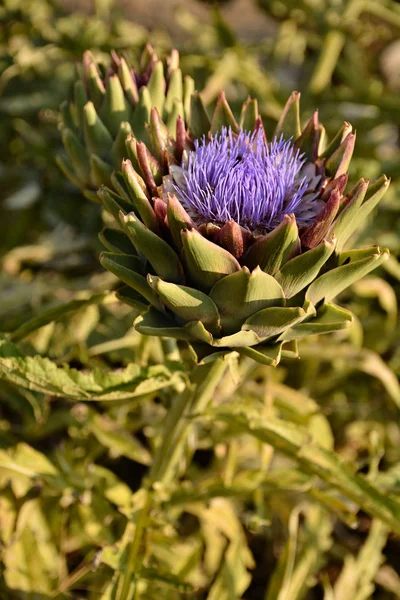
(59, 51, 390, 364)
(58, 46, 186, 199)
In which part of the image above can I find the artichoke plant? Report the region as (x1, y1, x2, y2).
(60, 53, 390, 365)
(57, 45, 194, 202)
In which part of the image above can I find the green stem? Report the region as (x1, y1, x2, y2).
(158, 357, 229, 486)
(118, 355, 229, 600)
(160, 337, 180, 362)
(149, 384, 194, 484)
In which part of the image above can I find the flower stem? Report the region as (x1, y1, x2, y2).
(118, 355, 230, 600)
(160, 337, 180, 362)
(157, 357, 229, 486)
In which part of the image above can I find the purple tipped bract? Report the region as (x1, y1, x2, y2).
(173, 127, 319, 232)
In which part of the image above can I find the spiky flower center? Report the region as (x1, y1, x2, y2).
(173, 127, 319, 232)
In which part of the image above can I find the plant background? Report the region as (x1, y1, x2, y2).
(1, 0, 400, 598)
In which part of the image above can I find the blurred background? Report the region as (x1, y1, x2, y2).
(1, 0, 400, 598)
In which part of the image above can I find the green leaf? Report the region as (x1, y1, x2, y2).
(2, 498, 63, 594)
(148, 275, 220, 334)
(99, 228, 136, 254)
(121, 159, 157, 231)
(337, 245, 380, 265)
(333, 175, 390, 252)
(61, 127, 90, 183)
(121, 212, 184, 284)
(242, 214, 299, 274)
(73, 79, 87, 129)
(89, 413, 151, 465)
(164, 68, 183, 117)
(324, 132, 356, 178)
(268, 382, 319, 421)
(213, 413, 400, 533)
(320, 121, 352, 159)
(111, 169, 133, 202)
(100, 252, 163, 310)
(83, 101, 113, 158)
(239, 97, 259, 131)
(99, 74, 131, 137)
(56, 154, 84, 189)
(98, 523, 194, 591)
(60, 100, 75, 131)
(9, 292, 107, 343)
(115, 286, 149, 313)
(85, 54, 106, 107)
(98, 185, 134, 220)
(181, 228, 240, 292)
(209, 266, 285, 334)
(183, 76, 195, 122)
(333, 520, 388, 600)
(0, 443, 59, 480)
(275, 239, 336, 298)
(356, 175, 391, 225)
(243, 306, 306, 340)
(266, 505, 332, 600)
(329, 178, 369, 251)
(300, 343, 400, 409)
(166, 193, 195, 250)
(212, 329, 261, 348)
(185, 320, 213, 344)
(278, 302, 353, 342)
(147, 60, 165, 114)
(111, 120, 132, 166)
(210, 91, 239, 134)
(0, 336, 181, 401)
(118, 56, 139, 105)
(134, 307, 193, 341)
(239, 342, 283, 366)
(131, 86, 152, 143)
(89, 153, 113, 187)
(148, 107, 172, 167)
(306, 248, 390, 305)
(275, 91, 301, 139)
(189, 92, 211, 139)
(166, 98, 184, 134)
(295, 110, 319, 161)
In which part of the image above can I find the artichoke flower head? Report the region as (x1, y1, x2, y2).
(59, 50, 390, 366)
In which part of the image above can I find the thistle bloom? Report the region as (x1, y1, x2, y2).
(172, 129, 320, 231)
(59, 52, 390, 365)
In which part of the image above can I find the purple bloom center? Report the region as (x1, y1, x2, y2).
(174, 127, 311, 232)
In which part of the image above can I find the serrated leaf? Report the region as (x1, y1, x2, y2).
(89, 413, 151, 465)
(214, 413, 400, 532)
(0, 336, 181, 401)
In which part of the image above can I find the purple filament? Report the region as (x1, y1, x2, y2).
(174, 127, 310, 231)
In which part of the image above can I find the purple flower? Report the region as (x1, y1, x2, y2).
(173, 127, 321, 232)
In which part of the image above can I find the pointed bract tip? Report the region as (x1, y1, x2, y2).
(216, 90, 227, 103)
(120, 210, 136, 224)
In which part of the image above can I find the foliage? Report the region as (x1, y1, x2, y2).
(0, 0, 399, 598)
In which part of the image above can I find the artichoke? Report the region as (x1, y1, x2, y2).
(57, 45, 194, 202)
(60, 55, 390, 365)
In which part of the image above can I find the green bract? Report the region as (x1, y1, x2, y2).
(59, 54, 390, 365)
(57, 45, 194, 202)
